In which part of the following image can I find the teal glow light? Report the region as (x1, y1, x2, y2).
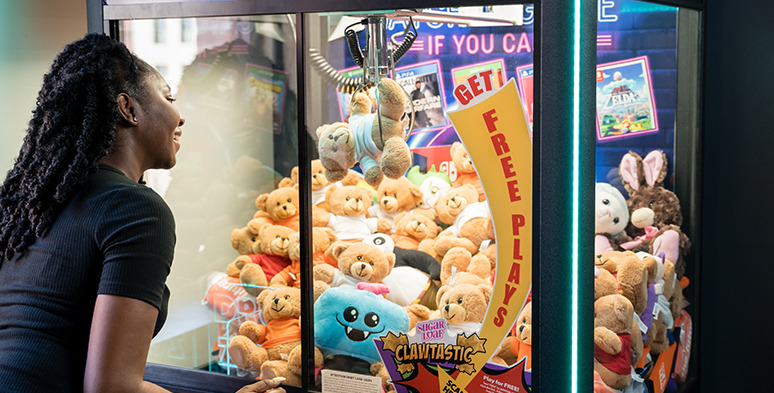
(571, 0, 581, 392)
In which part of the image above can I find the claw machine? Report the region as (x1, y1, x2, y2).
(87, 0, 702, 392)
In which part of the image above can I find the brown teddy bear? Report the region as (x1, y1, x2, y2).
(278, 159, 361, 212)
(436, 283, 491, 334)
(269, 227, 338, 289)
(368, 176, 425, 231)
(449, 141, 486, 202)
(646, 259, 677, 356)
(316, 78, 411, 188)
(316, 185, 391, 242)
(594, 294, 635, 390)
(228, 223, 294, 296)
(432, 183, 494, 261)
(391, 210, 441, 252)
(494, 301, 533, 369)
(227, 287, 302, 373)
(439, 246, 492, 287)
(618, 150, 691, 277)
(259, 343, 325, 387)
(314, 241, 395, 292)
(230, 217, 264, 256)
(253, 185, 301, 231)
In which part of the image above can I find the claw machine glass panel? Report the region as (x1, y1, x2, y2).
(593, 1, 702, 392)
(117, 13, 300, 375)
(303, 6, 535, 393)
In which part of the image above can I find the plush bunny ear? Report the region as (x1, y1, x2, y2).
(619, 152, 642, 191)
(642, 150, 667, 187)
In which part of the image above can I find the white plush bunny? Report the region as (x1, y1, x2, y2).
(594, 182, 631, 255)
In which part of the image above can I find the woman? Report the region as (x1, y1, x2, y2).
(0, 34, 283, 393)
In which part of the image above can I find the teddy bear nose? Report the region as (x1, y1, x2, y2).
(273, 298, 280, 304)
(519, 325, 525, 333)
(444, 305, 450, 312)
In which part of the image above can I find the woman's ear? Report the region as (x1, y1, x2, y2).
(116, 93, 137, 125)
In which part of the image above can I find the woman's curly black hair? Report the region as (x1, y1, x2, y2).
(0, 33, 154, 262)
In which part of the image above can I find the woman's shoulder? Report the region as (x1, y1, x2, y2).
(83, 166, 172, 217)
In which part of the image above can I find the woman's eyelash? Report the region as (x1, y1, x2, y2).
(167, 97, 177, 102)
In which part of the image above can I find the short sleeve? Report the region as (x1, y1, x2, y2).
(95, 186, 176, 311)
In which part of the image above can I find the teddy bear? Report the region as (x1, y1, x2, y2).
(313, 240, 395, 292)
(646, 258, 678, 357)
(277, 160, 362, 212)
(594, 293, 635, 390)
(439, 246, 492, 287)
(316, 185, 391, 241)
(618, 150, 691, 277)
(361, 233, 441, 310)
(227, 286, 302, 373)
(269, 227, 338, 289)
(432, 183, 494, 261)
(367, 176, 425, 232)
(228, 223, 294, 296)
(391, 210, 441, 253)
(595, 250, 659, 363)
(494, 301, 532, 369)
(449, 141, 486, 202)
(230, 217, 264, 256)
(316, 78, 411, 188)
(406, 164, 452, 210)
(252, 185, 301, 231)
(313, 287, 410, 391)
(436, 283, 492, 337)
(595, 182, 632, 255)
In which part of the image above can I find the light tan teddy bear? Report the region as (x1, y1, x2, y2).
(432, 183, 494, 261)
(594, 294, 635, 390)
(227, 287, 302, 374)
(316, 185, 392, 242)
(314, 241, 395, 292)
(316, 78, 411, 188)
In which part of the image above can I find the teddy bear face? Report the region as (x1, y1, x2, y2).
(514, 302, 532, 345)
(287, 227, 338, 261)
(255, 224, 295, 256)
(375, 177, 424, 213)
(316, 123, 356, 182)
(436, 283, 492, 325)
(311, 159, 330, 190)
(450, 142, 475, 174)
(331, 242, 395, 283)
(327, 186, 372, 216)
(434, 184, 479, 225)
(258, 286, 301, 320)
(595, 183, 629, 235)
(231, 221, 260, 255)
(394, 212, 440, 241)
(255, 186, 299, 221)
(594, 294, 633, 334)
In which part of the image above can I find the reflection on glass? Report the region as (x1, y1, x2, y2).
(120, 15, 299, 379)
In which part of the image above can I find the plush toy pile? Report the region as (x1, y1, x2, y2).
(592, 150, 694, 393)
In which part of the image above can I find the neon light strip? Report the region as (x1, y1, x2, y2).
(572, 0, 581, 392)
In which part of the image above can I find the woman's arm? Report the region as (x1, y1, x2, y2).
(84, 294, 170, 393)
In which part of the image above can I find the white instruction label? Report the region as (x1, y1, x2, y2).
(321, 369, 382, 393)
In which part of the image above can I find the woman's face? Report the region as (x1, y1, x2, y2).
(136, 72, 185, 170)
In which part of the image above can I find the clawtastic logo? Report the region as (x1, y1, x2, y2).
(378, 319, 487, 375)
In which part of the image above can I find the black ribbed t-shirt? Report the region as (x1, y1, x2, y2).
(0, 164, 175, 393)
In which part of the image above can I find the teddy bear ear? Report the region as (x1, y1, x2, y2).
(257, 287, 273, 305)
(386, 252, 396, 269)
(255, 193, 269, 211)
(477, 284, 493, 303)
(436, 285, 451, 306)
(409, 184, 424, 204)
(315, 124, 330, 138)
(330, 241, 351, 261)
(393, 212, 407, 226)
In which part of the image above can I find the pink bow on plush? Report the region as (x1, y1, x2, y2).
(357, 282, 390, 295)
(620, 226, 658, 250)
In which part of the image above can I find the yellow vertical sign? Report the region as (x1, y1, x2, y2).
(447, 79, 533, 391)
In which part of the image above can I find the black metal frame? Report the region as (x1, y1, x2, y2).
(85, 0, 704, 392)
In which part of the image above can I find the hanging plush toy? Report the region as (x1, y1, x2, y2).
(316, 78, 412, 188)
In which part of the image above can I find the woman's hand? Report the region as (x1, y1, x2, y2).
(235, 377, 286, 393)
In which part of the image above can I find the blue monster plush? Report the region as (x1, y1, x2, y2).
(314, 287, 409, 373)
